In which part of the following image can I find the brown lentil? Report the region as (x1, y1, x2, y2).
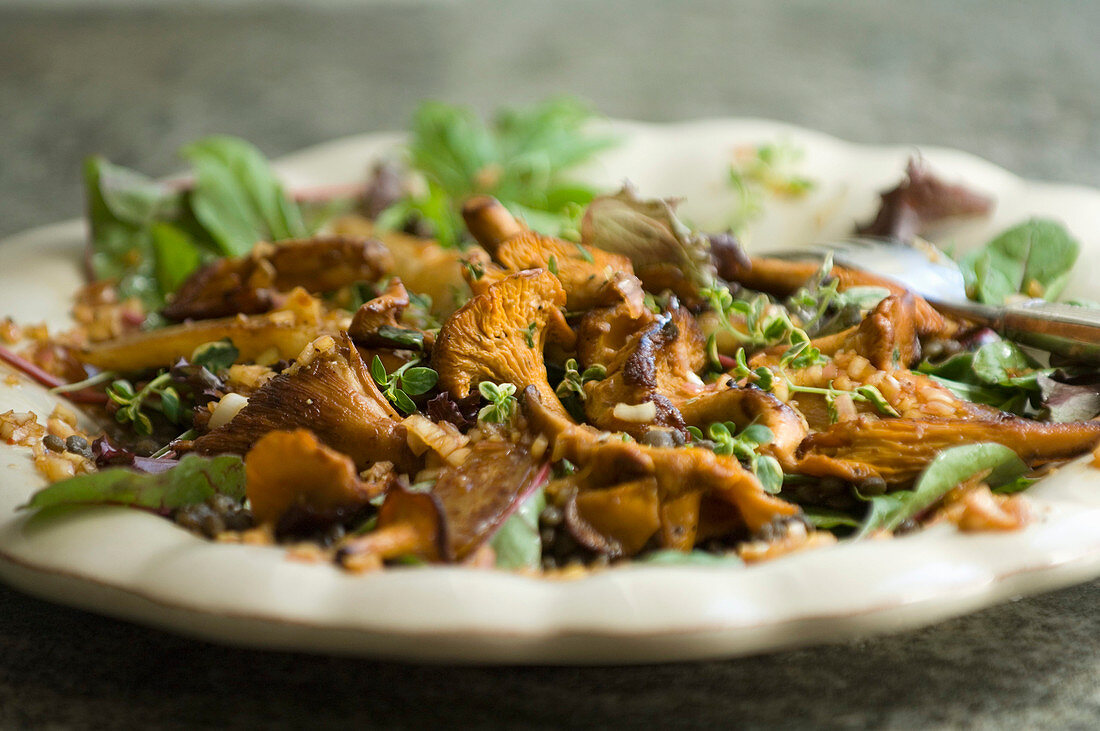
(42, 434, 65, 453)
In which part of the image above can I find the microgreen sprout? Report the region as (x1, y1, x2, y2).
(370, 356, 439, 415)
(554, 358, 607, 404)
(688, 421, 783, 493)
(107, 372, 184, 435)
(477, 381, 518, 424)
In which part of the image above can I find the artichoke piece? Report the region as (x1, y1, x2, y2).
(245, 428, 391, 525)
(164, 236, 394, 321)
(433, 269, 575, 418)
(797, 415, 1100, 486)
(191, 333, 417, 472)
(79, 288, 327, 373)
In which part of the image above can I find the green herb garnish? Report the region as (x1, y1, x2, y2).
(477, 381, 518, 424)
(370, 356, 439, 415)
(378, 98, 617, 248)
(687, 421, 783, 493)
(107, 373, 185, 435)
(85, 136, 314, 310)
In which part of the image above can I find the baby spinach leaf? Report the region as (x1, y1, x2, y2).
(85, 136, 315, 311)
(183, 136, 308, 257)
(22, 454, 245, 513)
(854, 443, 1028, 538)
(802, 506, 861, 530)
(970, 340, 1043, 388)
(151, 222, 203, 293)
(489, 488, 545, 570)
(1037, 373, 1100, 422)
(84, 156, 191, 308)
(960, 219, 1079, 304)
(918, 341, 1049, 415)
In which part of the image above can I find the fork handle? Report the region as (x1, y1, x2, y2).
(934, 299, 1100, 363)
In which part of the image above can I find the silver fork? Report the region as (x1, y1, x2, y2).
(764, 238, 1100, 363)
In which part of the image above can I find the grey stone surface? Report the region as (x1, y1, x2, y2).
(2, 0, 1100, 727)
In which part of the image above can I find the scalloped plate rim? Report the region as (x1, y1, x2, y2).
(2, 118, 1100, 664)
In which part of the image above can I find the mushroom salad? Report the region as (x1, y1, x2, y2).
(7, 99, 1100, 573)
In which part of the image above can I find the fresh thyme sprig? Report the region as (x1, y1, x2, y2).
(785, 254, 890, 336)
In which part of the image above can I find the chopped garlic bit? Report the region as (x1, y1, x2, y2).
(208, 393, 250, 430)
(612, 400, 657, 423)
(403, 413, 471, 466)
(0, 410, 45, 445)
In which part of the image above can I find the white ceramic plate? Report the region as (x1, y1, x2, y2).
(3, 119, 1100, 665)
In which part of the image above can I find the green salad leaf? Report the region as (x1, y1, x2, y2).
(580, 183, 718, 291)
(22, 455, 245, 513)
(84, 156, 205, 308)
(802, 506, 861, 530)
(85, 136, 314, 311)
(960, 219, 1079, 304)
(918, 340, 1047, 415)
(381, 98, 618, 247)
(489, 488, 545, 570)
(182, 136, 308, 256)
(854, 443, 1028, 538)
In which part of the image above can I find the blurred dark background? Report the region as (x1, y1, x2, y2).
(3, 0, 1099, 238)
(4, 1, 1100, 728)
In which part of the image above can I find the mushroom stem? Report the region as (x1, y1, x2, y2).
(338, 522, 424, 572)
(462, 196, 525, 253)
